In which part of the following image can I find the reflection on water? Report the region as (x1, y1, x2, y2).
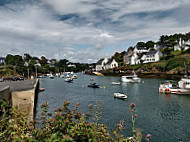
(36, 73, 190, 142)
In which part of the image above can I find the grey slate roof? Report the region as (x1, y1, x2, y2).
(96, 58, 104, 65)
(105, 58, 114, 65)
(136, 46, 149, 50)
(145, 50, 157, 55)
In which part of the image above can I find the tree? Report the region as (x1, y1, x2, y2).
(39, 56, 48, 66)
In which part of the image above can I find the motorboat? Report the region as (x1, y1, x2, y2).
(65, 75, 73, 82)
(65, 78, 73, 82)
(88, 83, 100, 88)
(178, 63, 190, 90)
(159, 80, 190, 94)
(111, 82, 120, 85)
(178, 74, 190, 89)
(49, 74, 54, 79)
(72, 74, 77, 79)
(121, 71, 141, 83)
(114, 93, 127, 99)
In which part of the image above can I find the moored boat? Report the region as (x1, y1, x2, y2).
(65, 78, 73, 82)
(72, 74, 77, 79)
(88, 83, 100, 88)
(49, 74, 54, 79)
(111, 82, 120, 85)
(121, 71, 141, 83)
(159, 80, 190, 95)
(114, 93, 127, 99)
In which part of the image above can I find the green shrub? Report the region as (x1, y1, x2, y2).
(0, 100, 151, 142)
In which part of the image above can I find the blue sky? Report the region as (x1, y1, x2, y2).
(0, 0, 190, 63)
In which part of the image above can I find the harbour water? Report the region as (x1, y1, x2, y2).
(36, 73, 190, 142)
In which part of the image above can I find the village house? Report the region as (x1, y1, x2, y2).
(96, 58, 118, 71)
(0, 57, 5, 64)
(141, 50, 163, 63)
(104, 59, 118, 69)
(174, 38, 190, 51)
(96, 58, 108, 71)
(130, 52, 141, 65)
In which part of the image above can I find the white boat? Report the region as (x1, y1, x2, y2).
(178, 74, 190, 89)
(64, 75, 73, 82)
(159, 80, 190, 94)
(178, 63, 190, 89)
(121, 71, 141, 83)
(49, 74, 54, 79)
(114, 93, 127, 99)
(111, 82, 120, 85)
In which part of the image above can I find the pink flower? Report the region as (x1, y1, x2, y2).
(146, 134, 151, 138)
(130, 102, 136, 108)
(134, 114, 137, 118)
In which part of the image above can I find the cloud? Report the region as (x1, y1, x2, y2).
(0, 0, 190, 63)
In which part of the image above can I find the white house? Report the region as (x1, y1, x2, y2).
(105, 59, 118, 69)
(0, 57, 5, 64)
(130, 52, 141, 65)
(174, 38, 190, 51)
(142, 50, 163, 63)
(96, 58, 108, 71)
(133, 46, 149, 53)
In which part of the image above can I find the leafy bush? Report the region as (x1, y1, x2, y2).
(0, 100, 151, 142)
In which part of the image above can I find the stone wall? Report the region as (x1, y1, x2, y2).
(0, 85, 11, 101)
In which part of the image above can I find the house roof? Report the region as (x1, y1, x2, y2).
(136, 46, 149, 50)
(145, 50, 157, 55)
(0, 57, 5, 60)
(96, 58, 104, 65)
(105, 59, 117, 65)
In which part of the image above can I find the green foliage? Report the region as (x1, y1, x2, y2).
(165, 57, 185, 71)
(0, 100, 149, 142)
(136, 41, 155, 48)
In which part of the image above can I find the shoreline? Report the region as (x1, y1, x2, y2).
(85, 71, 183, 80)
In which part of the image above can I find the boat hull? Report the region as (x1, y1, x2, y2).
(114, 93, 127, 99)
(88, 85, 100, 88)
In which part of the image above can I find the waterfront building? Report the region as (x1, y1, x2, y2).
(142, 50, 163, 63)
(96, 58, 118, 71)
(174, 38, 190, 51)
(104, 59, 118, 69)
(96, 58, 108, 71)
(0, 57, 5, 64)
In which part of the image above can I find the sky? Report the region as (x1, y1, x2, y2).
(0, 0, 190, 63)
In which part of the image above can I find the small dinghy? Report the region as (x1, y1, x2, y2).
(88, 83, 100, 88)
(111, 82, 120, 85)
(65, 78, 73, 82)
(114, 93, 127, 99)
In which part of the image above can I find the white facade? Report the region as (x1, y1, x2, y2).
(96, 58, 118, 71)
(174, 38, 190, 51)
(105, 59, 118, 69)
(96, 58, 108, 71)
(130, 52, 140, 65)
(0, 57, 5, 64)
(143, 50, 163, 63)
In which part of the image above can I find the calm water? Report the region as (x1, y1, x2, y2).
(36, 73, 190, 142)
